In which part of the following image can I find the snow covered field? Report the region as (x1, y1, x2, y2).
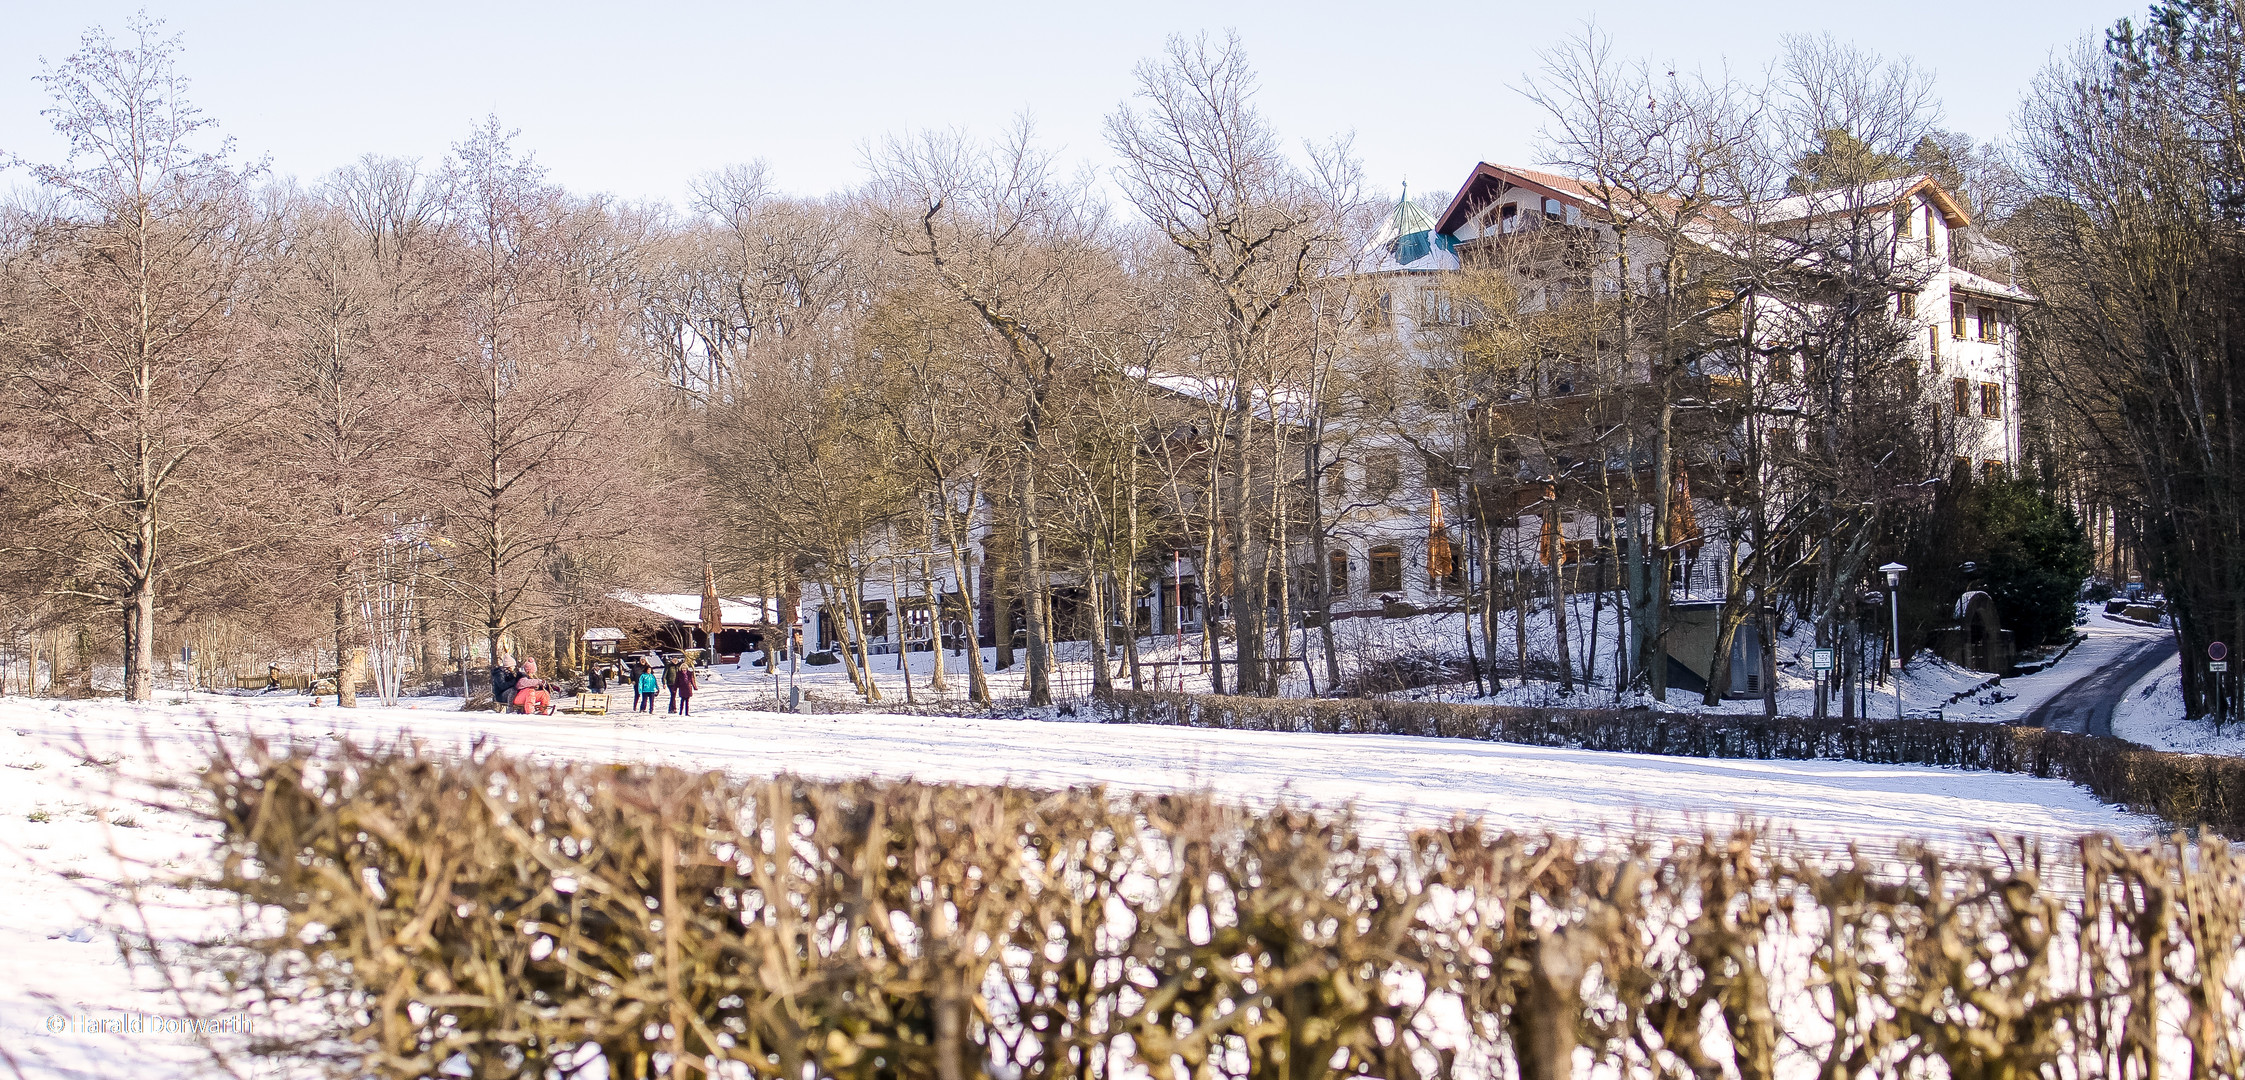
(0, 680, 2168, 1078)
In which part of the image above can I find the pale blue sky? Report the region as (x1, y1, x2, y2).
(0, 1, 2142, 208)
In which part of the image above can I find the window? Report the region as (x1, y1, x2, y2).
(1896, 291, 1916, 319)
(1421, 368, 1457, 409)
(1952, 302, 1968, 339)
(1768, 427, 1796, 457)
(1421, 289, 1454, 325)
(1323, 462, 1347, 498)
(1500, 203, 1519, 234)
(1895, 202, 1916, 237)
(1980, 382, 2003, 419)
(1361, 291, 1393, 330)
(1363, 449, 1402, 500)
(1771, 352, 1794, 382)
(1928, 325, 1941, 372)
(1977, 306, 1999, 342)
(1328, 550, 1350, 595)
(1368, 546, 1404, 593)
(1952, 378, 1971, 416)
(1955, 455, 1973, 480)
(1982, 459, 2005, 483)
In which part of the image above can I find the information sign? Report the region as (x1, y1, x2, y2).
(1812, 648, 1835, 672)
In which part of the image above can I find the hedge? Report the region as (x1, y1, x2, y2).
(1095, 689, 2245, 839)
(185, 740, 2245, 1079)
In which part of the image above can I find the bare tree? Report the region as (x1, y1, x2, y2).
(426, 118, 653, 669)
(1106, 31, 1359, 695)
(873, 123, 1125, 707)
(0, 18, 270, 701)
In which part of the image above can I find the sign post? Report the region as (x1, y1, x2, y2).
(2213, 643, 2229, 725)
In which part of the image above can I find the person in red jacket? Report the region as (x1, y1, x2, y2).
(674, 663, 698, 716)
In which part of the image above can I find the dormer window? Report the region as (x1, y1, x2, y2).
(1500, 204, 1519, 234)
(1895, 202, 1916, 237)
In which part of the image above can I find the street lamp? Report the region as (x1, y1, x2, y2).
(1879, 562, 1907, 721)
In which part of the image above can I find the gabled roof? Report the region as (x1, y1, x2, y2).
(1435, 163, 1974, 237)
(1749, 175, 1970, 229)
(613, 591, 779, 626)
(1436, 162, 1603, 234)
(1947, 266, 2035, 303)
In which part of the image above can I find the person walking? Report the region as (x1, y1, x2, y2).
(664, 655, 681, 714)
(634, 665, 659, 713)
(675, 663, 698, 716)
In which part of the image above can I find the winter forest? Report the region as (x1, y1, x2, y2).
(0, 5, 2231, 720)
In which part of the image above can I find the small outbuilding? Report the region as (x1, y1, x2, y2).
(611, 591, 780, 663)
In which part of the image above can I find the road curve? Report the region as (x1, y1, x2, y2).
(2019, 628, 2178, 736)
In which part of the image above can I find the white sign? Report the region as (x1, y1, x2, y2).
(1890, 657, 1902, 670)
(2213, 661, 2230, 673)
(1812, 648, 1835, 672)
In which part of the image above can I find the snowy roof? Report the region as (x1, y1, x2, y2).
(585, 627, 627, 641)
(1749, 175, 1970, 228)
(1139, 369, 1318, 426)
(613, 591, 778, 626)
(1354, 191, 1461, 275)
(1947, 266, 2036, 303)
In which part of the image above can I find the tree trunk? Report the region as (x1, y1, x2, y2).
(122, 580, 156, 702)
(1086, 566, 1113, 696)
(942, 505, 991, 706)
(922, 552, 949, 694)
(1546, 493, 1575, 695)
(335, 581, 358, 708)
(1227, 418, 1266, 696)
(990, 552, 1015, 672)
(1018, 466, 1052, 706)
(1201, 484, 1225, 694)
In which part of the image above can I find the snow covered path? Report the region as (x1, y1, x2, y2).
(0, 693, 2168, 1079)
(1940, 612, 2174, 723)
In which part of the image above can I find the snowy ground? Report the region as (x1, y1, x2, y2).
(0, 603, 2190, 1080)
(2111, 651, 2245, 755)
(0, 688, 2166, 1079)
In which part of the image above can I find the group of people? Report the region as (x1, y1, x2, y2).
(488, 651, 701, 716)
(613, 653, 697, 714)
(488, 656, 553, 715)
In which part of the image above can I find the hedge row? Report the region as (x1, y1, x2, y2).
(1095, 689, 2245, 839)
(189, 740, 2245, 1080)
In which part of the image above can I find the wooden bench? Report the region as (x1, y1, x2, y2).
(566, 693, 611, 716)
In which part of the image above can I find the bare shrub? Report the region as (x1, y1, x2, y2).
(180, 738, 2245, 1079)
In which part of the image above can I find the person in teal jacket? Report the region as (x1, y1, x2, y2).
(634, 665, 659, 713)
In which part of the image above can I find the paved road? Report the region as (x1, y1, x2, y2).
(2019, 632, 2178, 736)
